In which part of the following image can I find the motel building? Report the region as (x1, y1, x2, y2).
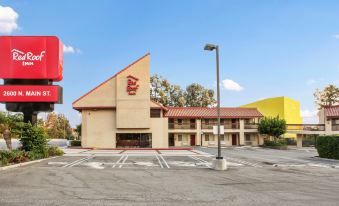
(72, 53, 266, 148)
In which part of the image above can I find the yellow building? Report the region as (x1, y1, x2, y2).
(241, 96, 302, 124)
(241, 97, 302, 138)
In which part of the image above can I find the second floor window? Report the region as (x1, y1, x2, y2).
(178, 119, 183, 125)
(220, 119, 225, 125)
(150, 109, 161, 118)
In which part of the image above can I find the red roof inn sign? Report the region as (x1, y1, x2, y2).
(0, 36, 63, 81)
(0, 36, 63, 123)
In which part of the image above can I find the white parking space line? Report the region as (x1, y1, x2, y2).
(62, 156, 94, 168)
(159, 155, 170, 168)
(155, 155, 164, 168)
(112, 155, 125, 168)
(119, 155, 129, 168)
(190, 156, 211, 168)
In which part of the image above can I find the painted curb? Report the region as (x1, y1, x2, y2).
(0, 156, 59, 171)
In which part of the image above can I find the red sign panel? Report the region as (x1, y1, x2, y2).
(0, 85, 61, 102)
(126, 75, 139, 95)
(0, 36, 63, 81)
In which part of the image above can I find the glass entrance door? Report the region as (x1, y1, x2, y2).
(116, 133, 152, 148)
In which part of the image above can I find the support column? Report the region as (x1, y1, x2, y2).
(196, 119, 202, 146)
(258, 134, 264, 145)
(297, 134, 303, 148)
(239, 119, 245, 145)
(325, 119, 332, 135)
(23, 111, 38, 125)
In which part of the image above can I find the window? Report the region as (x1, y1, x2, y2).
(220, 119, 225, 124)
(150, 109, 161, 118)
(205, 134, 209, 141)
(178, 135, 182, 141)
(205, 119, 209, 125)
(220, 135, 225, 141)
(178, 119, 183, 125)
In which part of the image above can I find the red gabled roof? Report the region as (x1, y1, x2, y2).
(325, 105, 339, 118)
(165, 107, 263, 118)
(72, 53, 150, 106)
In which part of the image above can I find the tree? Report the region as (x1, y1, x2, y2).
(76, 124, 82, 139)
(169, 85, 186, 107)
(150, 75, 171, 106)
(185, 83, 216, 107)
(314, 84, 339, 109)
(44, 112, 73, 139)
(150, 74, 216, 107)
(0, 112, 25, 150)
(258, 116, 287, 141)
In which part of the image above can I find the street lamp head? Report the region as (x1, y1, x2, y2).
(204, 43, 217, 51)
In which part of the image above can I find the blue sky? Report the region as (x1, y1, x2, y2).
(1, 0, 339, 126)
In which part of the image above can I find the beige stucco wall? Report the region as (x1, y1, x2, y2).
(116, 55, 150, 129)
(73, 78, 116, 108)
(81, 109, 116, 148)
(76, 54, 169, 148)
(81, 109, 168, 148)
(150, 118, 169, 148)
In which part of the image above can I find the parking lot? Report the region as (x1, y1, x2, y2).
(1, 147, 339, 206)
(45, 149, 215, 170)
(42, 147, 339, 170)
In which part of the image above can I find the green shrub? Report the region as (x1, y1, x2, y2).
(20, 124, 48, 152)
(258, 116, 287, 140)
(316, 136, 339, 160)
(264, 139, 287, 147)
(0, 150, 29, 166)
(28, 148, 49, 160)
(66, 135, 75, 141)
(0, 150, 12, 166)
(70, 140, 81, 147)
(48, 146, 64, 156)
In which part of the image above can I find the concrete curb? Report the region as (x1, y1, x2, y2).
(311, 156, 339, 162)
(0, 156, 59, 171)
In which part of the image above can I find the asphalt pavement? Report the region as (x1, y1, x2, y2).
(0, 147, 339, 206)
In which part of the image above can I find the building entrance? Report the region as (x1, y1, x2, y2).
(116, 133, 152, 148)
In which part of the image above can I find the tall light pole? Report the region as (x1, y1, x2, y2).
(204, 43, 227, 170)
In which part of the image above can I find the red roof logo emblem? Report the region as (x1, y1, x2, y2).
(126, 75, 139, 95)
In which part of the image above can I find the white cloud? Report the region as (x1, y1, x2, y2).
(334, 34, 339, 39)
(306, 79, 316, 85)
(0, 5, 19, 33)
(301, 109, 318, 118)
(301, 109, 319, 124)
(63, 44, 81, 54)
(222, 79, 244, 91)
